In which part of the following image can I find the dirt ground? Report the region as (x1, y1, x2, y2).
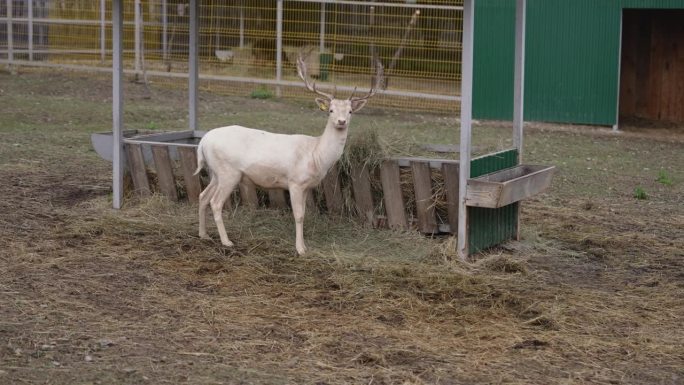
(1, 69, 683, 384)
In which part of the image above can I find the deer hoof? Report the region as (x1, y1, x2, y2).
(296, 244, 308, 255)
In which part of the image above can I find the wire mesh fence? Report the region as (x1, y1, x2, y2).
(1, 0, 462, 112)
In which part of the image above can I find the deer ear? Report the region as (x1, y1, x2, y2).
(315, 98, 330, 112)
(351, 99, 369, 113)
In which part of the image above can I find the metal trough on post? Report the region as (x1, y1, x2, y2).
(466, 165, 556, 208)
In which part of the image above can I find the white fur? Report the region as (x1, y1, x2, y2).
(194, 98, 368, 255)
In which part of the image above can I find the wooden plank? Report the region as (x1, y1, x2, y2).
(658, 12, 684, 123)
(379, 160, 407, 230)
(634, 11, 652, 118)
(411, 161, 438, 234)
(619, 11, 638, 117)
(126, 143, 151, 196)
(151, 145, 178, 201)
(177, 146, 201, 204)
(350, 163, 375, 226)
(238, 179, 259, 208)
(268, 189, 288, 209)
(654, 18, 671, 122)
(306, 189, 318, 212)
(322, 165, 343, 215)
(127, 130, 195, 142)
(442, 162, 459, 234)
(647, 13, 662, 120)
(393, 156, 459, 169)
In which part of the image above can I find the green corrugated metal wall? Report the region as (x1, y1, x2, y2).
(468, 149, 519, 254)
(473, 0, 684, 126)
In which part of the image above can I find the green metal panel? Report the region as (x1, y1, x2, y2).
(473, 0, 516, 121)
(526, 0, 621, 125)
(468, 149, 519, 254)
(474, 0, 684, 126)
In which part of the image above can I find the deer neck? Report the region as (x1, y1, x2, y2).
(313, 120, 348, 172)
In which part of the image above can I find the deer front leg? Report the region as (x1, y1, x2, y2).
(289, 185, 308, 255)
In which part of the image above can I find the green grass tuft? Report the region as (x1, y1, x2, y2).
(656, 170, 674, 186)
(634, 186, 648, 200)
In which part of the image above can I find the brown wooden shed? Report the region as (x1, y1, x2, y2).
(620, 9, 684, 124)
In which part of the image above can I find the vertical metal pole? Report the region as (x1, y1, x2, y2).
(162, 0, 168, 61)
(28, 0, 33, 61)
(134, 0, 142, 74)
(239, 3, 244, 48)
(37, 0, 45, 53)
(189, 0, 198, 131)
(457, 0, 474, 261)
(319, 3, 325, 52)
(112, 0, 124, 209)
(275, 0, 283, 97)
(100, 0, 105, 62)
(513, 0, 526, 156)
(513, 0, 526, 241)
(6, 0, 13, 66)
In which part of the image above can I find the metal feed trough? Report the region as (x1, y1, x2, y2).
(102, 0, 554, 259)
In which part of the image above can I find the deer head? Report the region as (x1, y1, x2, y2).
(297, 55, 384, 131)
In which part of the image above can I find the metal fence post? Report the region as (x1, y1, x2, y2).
(134, 0, 142, 74)
(100, 0, 105, 62)
(112, 0, 124, 209)
(239, 2, 244, 48)
(28, 0, 33, 61)
(320, 3, 325, 52)
(276, 0, 283, 97)
(6, 0, 13, 67)
(513, 0, 526, 157)
(189, 0, 198, 131)
(162, 0, 168, 61)
(457, 0, 475, 260)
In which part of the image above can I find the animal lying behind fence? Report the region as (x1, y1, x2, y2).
(194, 55, 384, 255)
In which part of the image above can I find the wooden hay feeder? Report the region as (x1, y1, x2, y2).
(92, 131, 555, 249)
(102, 0, 553, 258)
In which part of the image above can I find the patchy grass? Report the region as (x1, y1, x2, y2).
(1, 69, 683, 385)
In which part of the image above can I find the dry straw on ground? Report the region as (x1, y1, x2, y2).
(2, 70, 683, 384)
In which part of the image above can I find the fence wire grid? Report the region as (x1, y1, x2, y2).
(1, 0, 463, 112)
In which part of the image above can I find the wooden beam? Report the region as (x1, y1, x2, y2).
(380, 160, 407, 230)
(126, 143, 151, 196)
(350, 163, 375, 226)
(268, 189, 288, 209)
(322, 165, 343, 215)
(239, 180, 259, 208)
(151, 145, 178, 201)
(442, 162, 459, 235)
(411, 161, 438, 234)
(178, 147, 201, 204)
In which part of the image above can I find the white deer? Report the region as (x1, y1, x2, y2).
(194, 56, 383, 255)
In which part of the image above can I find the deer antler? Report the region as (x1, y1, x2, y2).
(297, 55, 334, 100)
(350, 56, 384, 101)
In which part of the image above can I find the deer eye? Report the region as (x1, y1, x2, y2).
(329, 109, 333, 113)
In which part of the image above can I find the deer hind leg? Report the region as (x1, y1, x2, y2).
(210, 168, 242, 247)
(198, 176, 217, 239)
